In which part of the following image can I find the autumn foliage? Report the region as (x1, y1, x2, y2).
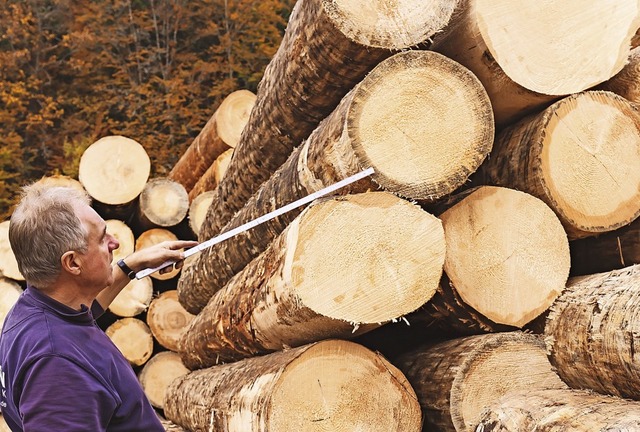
(0, 0, 294, 219)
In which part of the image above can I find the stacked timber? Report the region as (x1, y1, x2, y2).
(178, 49, 493, 315)
(186, 191, 214, 237)
(131, 178, 189, 235)
(189, 147, 233, 201)
(139, 351, 190, 410)
(105, 317, 154, 367)
(598, 46, 640, 104)
(198, 0, 460, 241)
(165, 340, 422, 432)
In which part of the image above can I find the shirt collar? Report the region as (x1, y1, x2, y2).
(25, 285, 95, 324)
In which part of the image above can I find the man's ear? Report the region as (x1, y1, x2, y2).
(61, 251, 82, 276)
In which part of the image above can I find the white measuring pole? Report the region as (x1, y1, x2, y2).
(135, 167, 375, 279)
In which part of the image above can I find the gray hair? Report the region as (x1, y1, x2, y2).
(9, 184, 92, 288)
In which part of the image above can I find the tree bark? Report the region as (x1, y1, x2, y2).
(430, 0, 640, 126)
(0, 277, 22, 332)
(188, 147, 233, 202)
(179, 192, 445, 368)
(477, 91, 640, 240)
(598, 46, 640, 104)
(476, 389, 640, 431)
(412, 186, 570, 334)
(169, 90, 255, 192)
(199, 0, 459, 240)
(180, 49, 493, 314)
(135, 228, 180, 281)
(78, 135, 150, 220)
(187, 191, 214, 237)
(396, 332, 567, 432)
(131, 177, 189, 234)
(147, 290, 195, 352)
(158, 418, 186, 432)
(569, 218, 640, 276)
(0, 221, 23, 281)
(138, 351, 189, 410)
(165, 340, 422, 432)
(108, 276, 153, 318)
(105, 317, 154, 367)
(545, 264, 640, 400)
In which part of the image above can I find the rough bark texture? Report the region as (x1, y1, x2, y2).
(188, 147, 233, 201)
(132, 178, 189, 233)
(412, 186, 570, 334)
(169, 90, 255, 192)
(545, 264, 640, 400)
(105, 317, 154, 367)
(165, 340, 422, 432)
(396, 332, 567, 432)
(180, 49, 493, 314)
(147, 290, 195, 352)
(199, 0, 459, 240)
(179, 192, 445, 368)
(570, 217, 640, 276)
(598, 46, 640, 104)
(0, 221, 23, 281)
(138, 351, 189, 409)
(430, 0, 640, 126)
(158, 417, 187, 432)
(477, 91, 640, 240)
(476, 389, 640, 431)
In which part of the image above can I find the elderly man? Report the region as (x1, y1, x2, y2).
(0, 183, 197, 431)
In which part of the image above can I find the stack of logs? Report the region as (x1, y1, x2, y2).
(2, 0, 640, 430)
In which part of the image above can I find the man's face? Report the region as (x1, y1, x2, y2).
(75, 204, 120, 289)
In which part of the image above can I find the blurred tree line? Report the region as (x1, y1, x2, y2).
(0, 0, 294, 220)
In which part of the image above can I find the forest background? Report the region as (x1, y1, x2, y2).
(0, 0, 295, 220)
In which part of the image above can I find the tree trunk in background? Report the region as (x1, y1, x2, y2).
(180, 50, 493, 314)
(147, 290, 195, 352)
(188, 147, 233, 201)
(412, 186, 570, 334)
(545, 265, 640, 400)
(0, 221, 23, 281)
(0, 278, 22, 332)
(105, 317, 154, 367)
(135, 228, 180, 281)
(138, 351, 189, 410)
(396, 332, 567, 432)
(199, 0, 459, 240)
(430, 0, 640, 126)
(598, 46, 640, 104)
(130, 178, 189, 234)
(179, 192, 445, 368)
(165, 340, 422, 432)
(108, 276, 153, 318)
(78, 135, 150, 220)
(476, 389, 640, 431)
(569, 218, 640, 276)
(169, 90, 255, 192)
(477, 91, 640, 240)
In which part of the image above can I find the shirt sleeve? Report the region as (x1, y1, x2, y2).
(18, 355, 118, 432)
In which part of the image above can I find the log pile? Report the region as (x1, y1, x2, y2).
(3, 0, 640, 431)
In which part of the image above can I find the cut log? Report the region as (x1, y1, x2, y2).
(188, 147, 233, 201)
(34, 174, 86, 193)
(106, 219, 134, 267)
(0, 221, 23, 281)
(430, 0, 640, 125)
(131, 178, 189, 233)
(0, 277, 22, 332)
(413, 186, 570, 334)
(105, 317, 154, 367)
(138, 351, 189, 410)
(165, 340, 422, 432)
(108, 276, 153, 318)
(598, 46, 640, 104)
(199, 0, 459, 240)
(477, 91, 640, 240)
(476, 389, 640, 431)
(158, 417, 187, 432)
(78, 135, 150, 220)
(187, 191, 214, 237)
(169, 90, 255, 192)
(545, 265, 640, 400)
(179, 192, 445, 368)
(569, 218, 640, 276)
(135, 228, 180, 280)
(396, 332, 567, 432)
(147, 290, 195, 352)
(182, 49, 493, 314)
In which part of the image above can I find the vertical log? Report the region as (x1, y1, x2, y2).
(544, 265, 640, 400)
(165, 340, 422, 432)
(200, 0, 459, 240)
(431, 0, 640, 125)
(478, 91, 640, 240)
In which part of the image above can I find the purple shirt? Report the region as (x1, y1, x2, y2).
(0, 286, 164, 431)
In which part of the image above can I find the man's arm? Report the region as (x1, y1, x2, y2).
(97, 240, 197, 310)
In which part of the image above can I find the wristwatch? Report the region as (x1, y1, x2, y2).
(117, 259, 136, 280)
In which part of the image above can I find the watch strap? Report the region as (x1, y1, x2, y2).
(117, 259, 136, 280)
